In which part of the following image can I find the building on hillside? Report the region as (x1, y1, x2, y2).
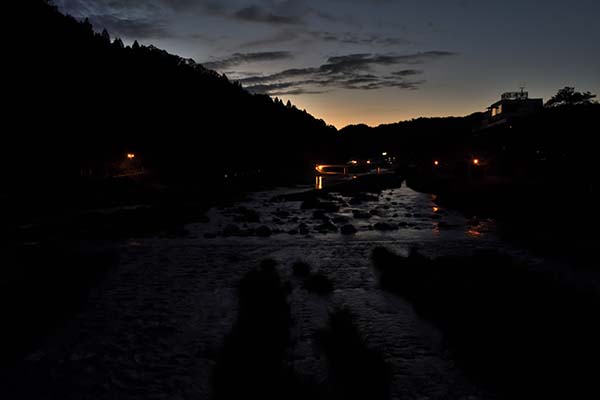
(479, 89, 543, 129)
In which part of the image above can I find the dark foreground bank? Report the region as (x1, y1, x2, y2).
(372, 246, 600, 398)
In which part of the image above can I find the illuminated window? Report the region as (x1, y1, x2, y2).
(491, 104, 503, 117)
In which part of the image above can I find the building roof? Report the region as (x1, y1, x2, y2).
(488, 97, 543, 109)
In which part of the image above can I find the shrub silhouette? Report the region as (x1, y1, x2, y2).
(316, 308, 391, 400)
(212, 259, 294, 400)
(304, 273, 334, 294)
(292, 261, 311, 277)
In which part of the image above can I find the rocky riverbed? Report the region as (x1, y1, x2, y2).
(5, 178, 598, 399)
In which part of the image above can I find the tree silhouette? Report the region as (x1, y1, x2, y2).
(101, 28, 110, 43)
(112, 38, 124, 49)
(545, 87, 597, 107)
(82, 17, 92, 31)
(6, 0, 339, 190)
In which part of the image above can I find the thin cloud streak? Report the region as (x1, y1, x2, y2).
(232, 51, 454, 94)
(203, 51, 294, 69)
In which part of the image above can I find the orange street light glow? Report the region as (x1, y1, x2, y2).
(473, 158, 479, 165)
(127, 153, 135, 159)
(366, 160, 371, 164)
(434, 160, 439, 166)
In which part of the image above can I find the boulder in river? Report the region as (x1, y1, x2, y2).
(312, 210, 329, 221)
(274, 210, 290, 219)
(332, 215, 350, 224)
(341, 224, 358, 235)
(317, 221, 338, 234)
(374, 222, 398, 231)
(232, 206, 261, 223)
(292, 261, 311, 277)
(349, 193, 379, 205)
(223, 224, 241, 237)
(304, 273, 334, 294)
(299, 223, 310, 235)
(255, 225, 273, 237)
(301, 198, 339, 212)
(352, 210, 372, 219)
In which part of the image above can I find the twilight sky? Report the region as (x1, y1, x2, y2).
(54, 0, 600, 128)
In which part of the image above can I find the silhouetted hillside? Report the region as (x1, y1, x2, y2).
(339, 103, 599, 184)
(339, 115, 482, 162)
(5, 1, 337, 194)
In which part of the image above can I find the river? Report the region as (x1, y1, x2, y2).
(15, 178, 590, 399)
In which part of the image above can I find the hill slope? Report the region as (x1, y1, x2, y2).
(5, 1, 338, 189)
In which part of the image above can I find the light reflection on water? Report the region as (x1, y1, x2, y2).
(315, 176, 323, 190)
(315, 174, 348, 190)
(464, 218, 495, 238)
(466, 229, 483, 238)
(205, 177, 500, 249)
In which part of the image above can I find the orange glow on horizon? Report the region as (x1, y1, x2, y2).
(473, 158, 480, 165)
(277, 92, 489, 130)
(127, 153, 136, 160)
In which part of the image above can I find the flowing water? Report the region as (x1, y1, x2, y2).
(19, 180, 553, 399)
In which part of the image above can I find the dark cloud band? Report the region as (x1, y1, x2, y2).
(203, 51, 294, 69)
(230, 51, 455, 94)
